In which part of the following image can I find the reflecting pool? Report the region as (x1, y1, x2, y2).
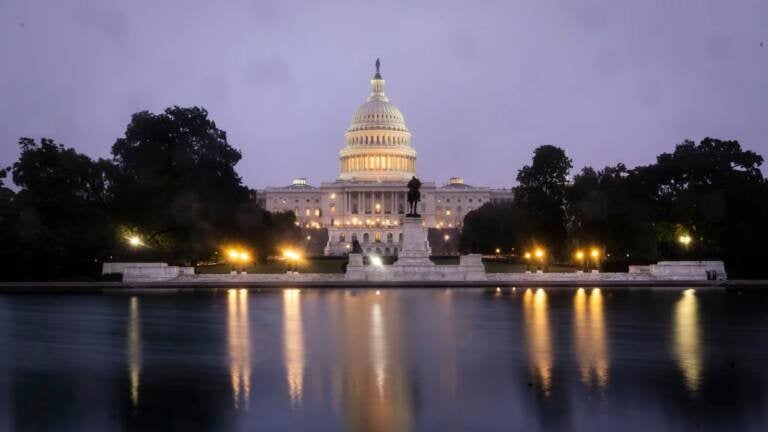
(0, 288, 767, 431)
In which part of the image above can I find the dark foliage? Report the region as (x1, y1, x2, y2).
(1, 107, 300, 280)
(462, 139, 768, 278)
(1, 138, 115, 279)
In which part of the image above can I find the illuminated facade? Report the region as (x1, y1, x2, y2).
(261, 60, 513, 255)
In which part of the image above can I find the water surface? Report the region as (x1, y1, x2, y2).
(0, 288, 766, 431)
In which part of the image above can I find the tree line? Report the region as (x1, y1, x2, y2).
(460, 141, 768, 278)
(1, 105, 766, 279)
(0, 106, 301, 280)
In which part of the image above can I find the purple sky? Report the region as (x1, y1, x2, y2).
(1, 1, 767, 189)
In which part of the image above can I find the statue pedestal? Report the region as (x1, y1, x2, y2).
(394, 217, 434, 267)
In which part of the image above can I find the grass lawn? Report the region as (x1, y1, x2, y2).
(482, 261, 579, 273)
(197, 257, 348, 274)
(196, 257, 579, 274)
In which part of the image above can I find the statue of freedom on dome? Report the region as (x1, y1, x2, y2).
(406, 176, 422, 217)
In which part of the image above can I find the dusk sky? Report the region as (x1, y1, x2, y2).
(1, 0, 766, 189)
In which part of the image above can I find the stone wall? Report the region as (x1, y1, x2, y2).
(346, 253, 487, 281)
(123, 265, 194, 282)
(103, 262, 167, 275)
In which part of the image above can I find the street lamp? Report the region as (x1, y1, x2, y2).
(534, 248, 545, 271)
(238, 251, 251, 273)
(524, 251, 532, 271)
(678, 234, 692, 247)
(126, 235, 144, 248)
(283, 249, 302, 273)
(444, 234, 451, 255)
(590, 248, 600, 271)
(575, 250, 585, 272)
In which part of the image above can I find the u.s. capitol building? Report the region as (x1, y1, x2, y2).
(257, 60, 512, 256)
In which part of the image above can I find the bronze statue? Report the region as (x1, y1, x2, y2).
(406, 176, 421, 217)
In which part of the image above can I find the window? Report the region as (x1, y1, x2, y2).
(398, 233, 403, 243)
(352, 233, 358, 242)
(305, 209, 311, 216)
(314, 209, 320, 217)
(375, 232, 382, 242)
(363, 233, 370, 243)
(339, 233, 346, 242)
(386, 233, 393, 243)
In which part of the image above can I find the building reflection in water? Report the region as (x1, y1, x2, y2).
(573, 288, 609, 388)
(127, 296, 141, 408)
(522, 288, 553, 396)
(335, 291, 412, 432)
(371, 302, 386, 398)
(673, 288, 702, 396)
(227, 289, 251, 409)
(283, 289, 305, 408)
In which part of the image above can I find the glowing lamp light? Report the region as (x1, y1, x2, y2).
(495, 248, 501, 254)
(590, 248, 600, 259)
(283, 249, 302, 261)
(127, 235, 143, 248)
(238, 251, 251, 262)
(227, 249, 240, 260)
(444, 234, 451, 241)
(575, 250, 585, 260)
(370, 255, 383, 267)
(678, 234, 692, 246)
(524, 252, 532, 260)
(534, 248, 545, 259)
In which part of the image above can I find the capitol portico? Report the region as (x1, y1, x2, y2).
(259, 60, 512, 256)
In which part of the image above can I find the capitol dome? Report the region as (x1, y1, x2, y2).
(339, 59, 417, 182)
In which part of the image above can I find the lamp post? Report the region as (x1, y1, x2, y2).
(238, 251, 251, 273)
(227, 249, 239, 273)
(534, 248, 545, 271)
(524, 252, 532, 272)
(283, 249, 302, 274)
(127, 235, 143, 248)
(590, 248, 600, 272)
(444, 234, 451, 255)
(575, 250, 585, 272)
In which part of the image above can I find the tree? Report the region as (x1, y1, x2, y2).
(460, 202, 521, 254)
(637, 138, 767, 277)
(514, 145, 572, 258)
(108, 106, 251, 264)
(1, 138, 115, 279)
(567, 164, 657, 267)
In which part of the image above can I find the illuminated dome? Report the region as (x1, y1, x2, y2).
(339, 59, 417, 181)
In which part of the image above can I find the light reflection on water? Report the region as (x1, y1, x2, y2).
(673, 288, 702, 395)
(227, 288, 251, 409)
(523, 288, 553, 396)
(283, 288, 305, 408)
(0, 288, 766, 431)
(573, 288, 609, 388)
(127, 296, 141, 408)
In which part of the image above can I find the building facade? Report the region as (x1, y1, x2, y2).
(262, 61, 512, 256)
